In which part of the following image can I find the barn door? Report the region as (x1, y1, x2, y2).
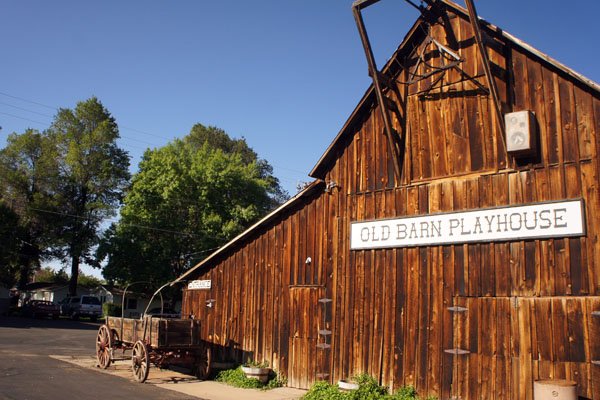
(287, 287, 320, 389)
(184, 287, 214, 342)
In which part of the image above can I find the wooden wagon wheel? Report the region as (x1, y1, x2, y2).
(95, 325, 112, 369)
(132, 340, 150, 383)
(193, 343, 212, 380)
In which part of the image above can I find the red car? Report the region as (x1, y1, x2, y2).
(21, 300, 60, 319)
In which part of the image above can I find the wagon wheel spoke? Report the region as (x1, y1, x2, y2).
(95, 325, 112, 369)
(132, 341, 150, 383)
(193, 344, 212, 380)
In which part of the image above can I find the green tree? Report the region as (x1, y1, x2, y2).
(77, 272, 104, 289)
(97, 127, 286, 288)
(0, 202, 24, 288)
(34, 266, 69, 285)
(0, 129, 59, 287)
(48, 97, 130, 296)
(187, 124, 288, 206)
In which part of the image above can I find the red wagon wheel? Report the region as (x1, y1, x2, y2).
(95, 325, 112, 369)
(193, 343, 212, 380)
(132, 340, 150, 383)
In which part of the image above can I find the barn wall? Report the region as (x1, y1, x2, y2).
(182, 7, 600, 400)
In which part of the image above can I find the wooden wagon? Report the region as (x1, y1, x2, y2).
(95, 315, 211, 383)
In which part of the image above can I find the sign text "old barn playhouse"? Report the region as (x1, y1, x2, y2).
(350, 199, 585, 250)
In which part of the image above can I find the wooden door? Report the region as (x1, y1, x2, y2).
(287, 286, 320, 389)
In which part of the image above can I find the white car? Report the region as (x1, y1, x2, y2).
(60, 295, 102, 322)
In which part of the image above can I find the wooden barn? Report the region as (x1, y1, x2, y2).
(176, 0, 600, 398)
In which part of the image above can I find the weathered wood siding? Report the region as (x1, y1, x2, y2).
(182, 6, 600, 399)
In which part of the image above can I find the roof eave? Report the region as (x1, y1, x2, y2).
(174, 179, 325, 283)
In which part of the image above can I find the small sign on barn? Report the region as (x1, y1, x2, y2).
(187, 280, 211, 290)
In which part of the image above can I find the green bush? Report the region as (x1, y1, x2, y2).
(242, 360, 269, 368)
(215, 366, 286, 390)
(102, 302, 121, 317)
(301, 374, 435, 400)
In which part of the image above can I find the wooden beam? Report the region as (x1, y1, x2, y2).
(464, 0, 507, 156)
(352, 0, 382, 11)
(352, 4, 403, 184)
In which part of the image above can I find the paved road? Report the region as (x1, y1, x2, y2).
(0, 316, 196, 400)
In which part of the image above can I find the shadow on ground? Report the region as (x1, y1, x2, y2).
(0, 315, 100, 330)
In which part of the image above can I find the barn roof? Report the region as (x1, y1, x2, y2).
(309, 0, 600, 179)
(174, 179, 325, 282)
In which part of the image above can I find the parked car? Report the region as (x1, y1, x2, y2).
(60, 295, 102, 322)
(20, 300, 60, 319)
(145, 307, 180, 318)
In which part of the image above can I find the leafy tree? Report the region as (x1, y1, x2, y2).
(32, 266, 103, 289)
(0, 129, 59, 287)
(187, 124, 288, 207)
(0, 202, 24, 288)
(97, 127, 287, 288)
(47, 97, 130, 296)
(34, 266, 69, 285)
(77, 271, 104, 289)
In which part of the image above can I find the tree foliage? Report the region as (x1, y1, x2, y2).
(0, 97, 130, 294)
(97, 125, 287, 288)
(0, 203, 24, 288)
(0, 129, 59, 287)
(34, 266, 104, 289)
(186, 124, 288, 206)
(47, 97, 130, 295)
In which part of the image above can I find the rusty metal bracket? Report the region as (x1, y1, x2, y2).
(352, 0, 403, 183)
(464, 0, 507, 154)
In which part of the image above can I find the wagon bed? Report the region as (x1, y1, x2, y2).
(107, 316, 203, 348)
(96, 315, 211, 382)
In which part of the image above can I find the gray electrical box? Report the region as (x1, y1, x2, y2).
(505, 110, 536, 156)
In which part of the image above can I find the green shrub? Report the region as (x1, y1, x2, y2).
(102, 302, 121, 317)
(214, 366, 286, 390)
(242, 360, 269, 368)
(301, 374, 435, 400)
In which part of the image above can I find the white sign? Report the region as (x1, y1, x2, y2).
(188, 280, 211, 290)
(350, 199, 585, 250)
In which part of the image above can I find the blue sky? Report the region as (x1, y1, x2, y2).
(2, 1, 599, 278)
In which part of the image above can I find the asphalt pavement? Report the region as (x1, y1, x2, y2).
(0, 315, 305, 400)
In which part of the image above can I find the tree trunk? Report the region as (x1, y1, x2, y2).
(69, 253, 79, 296)
(18, 253, 32, 289)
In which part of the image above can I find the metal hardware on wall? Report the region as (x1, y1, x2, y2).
(593, 311, 600, 366)
(206, 299, 216, 308)
(444, 348, 471, 355)
(316, 298, 333, 380)
(445, 298, 469, 400)
(324, 181, 338, 193)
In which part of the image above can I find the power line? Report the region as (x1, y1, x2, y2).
(0, 91, 174, 141)
(0, 91, 57, 110)
(0, 111, 49, 126)
(0, 101, 168, 149)
(0, 91, 310, 179)
(2, 196, 230, 241)
(0, 101, 54, 118)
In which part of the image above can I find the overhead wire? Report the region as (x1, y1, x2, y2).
(2, 195, 230, 241)
(0, 91, 310, 181)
